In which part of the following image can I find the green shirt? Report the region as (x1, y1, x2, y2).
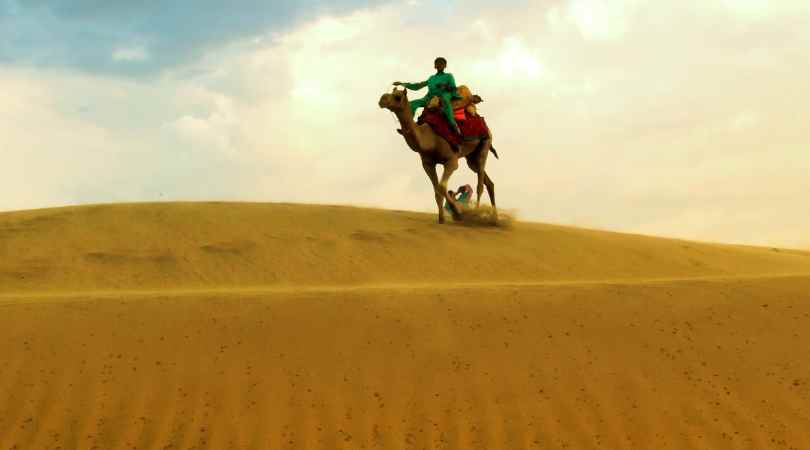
(404, 72, 462, 99)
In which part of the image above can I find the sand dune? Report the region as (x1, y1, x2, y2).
(1, 202, 809, 449)
(2, 202, 809, 294)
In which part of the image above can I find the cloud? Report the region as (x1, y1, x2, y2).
(562, 0, 633, 41)
(112, 45, 150, 62)
(0, 70, 125, 210)
(719, 0, 810, 21)
(494, 37, 544, 79)
(727, 110, 760, 132)
(0, 0, 390, 76)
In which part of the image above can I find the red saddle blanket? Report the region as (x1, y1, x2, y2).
(417, 110, 490, 147)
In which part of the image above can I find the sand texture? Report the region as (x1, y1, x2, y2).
(1, 202, 809, 449)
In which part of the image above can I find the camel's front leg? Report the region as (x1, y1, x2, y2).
(439, 159, 460, 221)
(422, 161, 446, 223)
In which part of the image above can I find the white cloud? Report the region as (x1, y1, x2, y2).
(719, 0, 810, 20)
(0, 70, 129, 210)
(496, 37, 544, 79)
(545, 0, 639, 41)
(727, 110, 760, 132)
(568, 0, 623, 40)
(162, 86, 238, 152)
(112, 46, 150, 62)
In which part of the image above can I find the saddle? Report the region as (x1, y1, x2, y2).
(426, 85, 483, 118)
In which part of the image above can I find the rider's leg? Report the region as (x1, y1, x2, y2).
(409, 97, 428, 116)
(439, 93, 460, 133)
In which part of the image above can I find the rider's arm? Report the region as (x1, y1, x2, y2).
(447, 73, 457, 92)
(447, 73, 463, 99)
(403, 80, 428, 90)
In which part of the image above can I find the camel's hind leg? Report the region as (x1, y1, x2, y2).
(469, 138, 498, 223)
(464, 157, 485, 208)
(466, 140, 492, 209)
(476, 171, 485, 209)
(484, 172, 497, 222)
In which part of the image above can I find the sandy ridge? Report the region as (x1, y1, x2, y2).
(3, 202, 810, 295)
(2, 272, 809, 304)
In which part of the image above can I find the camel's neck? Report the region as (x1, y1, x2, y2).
(394, 107, 424, 152)
(395, 107, 416, 134)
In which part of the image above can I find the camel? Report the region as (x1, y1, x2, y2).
(378, 87, 498, 224)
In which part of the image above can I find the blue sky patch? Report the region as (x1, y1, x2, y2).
(0, 0, 388, 76)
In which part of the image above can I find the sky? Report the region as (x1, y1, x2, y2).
(1, 0, 809, 247)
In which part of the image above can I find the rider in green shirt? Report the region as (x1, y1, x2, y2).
(394, 57, 463, 135)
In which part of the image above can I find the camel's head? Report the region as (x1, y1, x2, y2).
(378, 87, 408, 112)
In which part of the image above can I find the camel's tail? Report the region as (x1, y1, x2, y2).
(490, 145, 499, 159)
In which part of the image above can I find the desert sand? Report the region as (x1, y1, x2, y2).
(1, 202, 809, 449)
